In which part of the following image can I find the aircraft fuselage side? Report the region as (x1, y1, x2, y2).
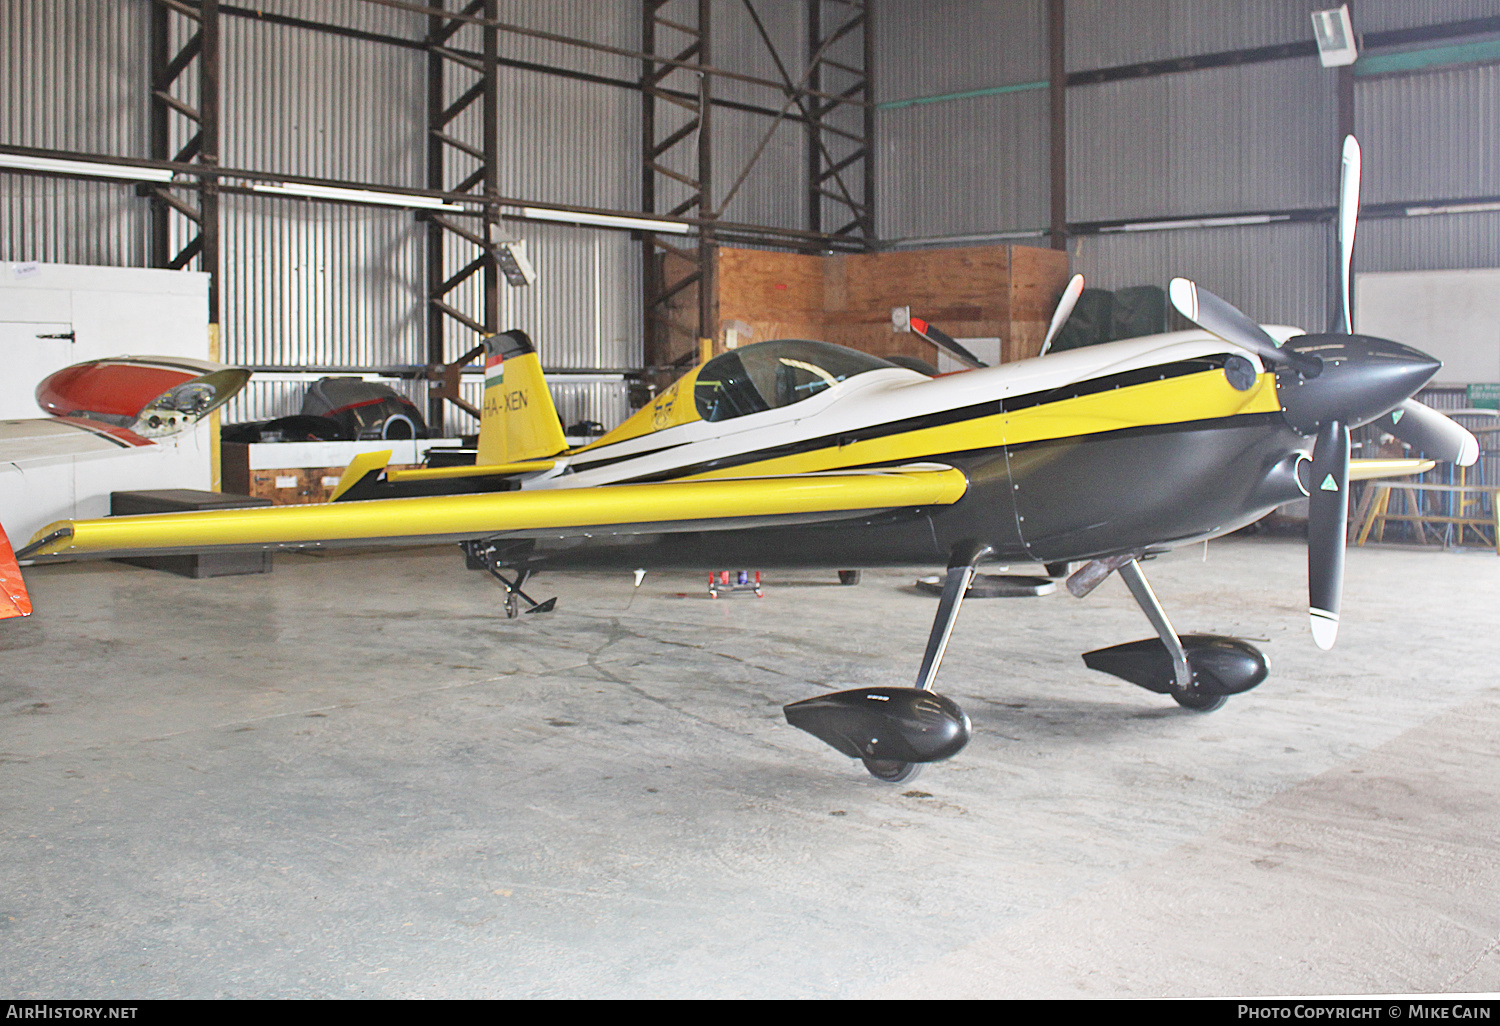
(497, 331, 1309, 572)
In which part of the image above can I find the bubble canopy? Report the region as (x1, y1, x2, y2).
(694, 339, 898, 422)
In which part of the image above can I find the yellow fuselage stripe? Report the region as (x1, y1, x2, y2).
(29, 468, 969, 557)
(685, 369, 1281, 480)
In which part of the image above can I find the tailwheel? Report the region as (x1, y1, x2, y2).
(862, 758, 923, 784)
(838, 570, 861, 585)
(1171, 688, 1227, 713)
(505, 593, 520, 619)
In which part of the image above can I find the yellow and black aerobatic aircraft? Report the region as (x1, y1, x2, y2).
(3, 138, 1480, 782)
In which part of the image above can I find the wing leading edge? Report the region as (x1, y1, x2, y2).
(20, 465, 969, 562)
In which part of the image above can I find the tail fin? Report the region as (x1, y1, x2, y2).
(1, 522, 33, 619)
(476, 330, 568, 465)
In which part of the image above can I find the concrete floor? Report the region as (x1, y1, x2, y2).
(1, 535, 1497, 999)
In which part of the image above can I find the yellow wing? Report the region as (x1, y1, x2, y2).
(21, 466, 969, 562)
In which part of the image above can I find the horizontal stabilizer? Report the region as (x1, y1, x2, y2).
(386, 461, 556, 483)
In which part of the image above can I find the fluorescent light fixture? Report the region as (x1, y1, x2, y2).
(0, 153, 175, 182)
(518, 206, 693, 234)
(1105, 213, 1288, 233)
(1405, 200, 1500, 217)
(1312, 6, 1358, 68)
(251, 181, 463, 211)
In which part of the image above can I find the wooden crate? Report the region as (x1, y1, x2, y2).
(222, 444, 417, 505)
(649, 243, 1071, 374)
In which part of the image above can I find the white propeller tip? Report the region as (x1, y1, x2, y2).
(1309, 610, 1339, 651)
(1168, 278, 1198, 320)
(1458, 435, 1481, 467)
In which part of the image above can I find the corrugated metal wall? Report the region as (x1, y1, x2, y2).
(13, 0, 1500, 429)
(0, 0, 662, 437)
(875, 0, 1500, 338)
(1064, 0, 1311, 70)
(0, 0, 828, 436)
(1355, 59, 1500, 276)
(709, 0, 808, 231)
(1, 1, 152, 266)
(875, 0, 1049, 240)
(1067, 60, 1336, 221)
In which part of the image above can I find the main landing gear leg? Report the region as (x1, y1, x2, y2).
(1115, 560, 1217, 710)
(1082, 558, 1269, 710)
(784, 547, 981, 783)
(867, 547, 990, 781)
(864, 556, 981, 783)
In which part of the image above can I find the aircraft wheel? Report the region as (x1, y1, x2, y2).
(1172, 688, 1227, 713)
(838, 570, 861, 586)
(505, 593, 520, 619)
(862, 757, 923, 784)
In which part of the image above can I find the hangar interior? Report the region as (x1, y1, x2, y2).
(3, 0, 1500, 1000)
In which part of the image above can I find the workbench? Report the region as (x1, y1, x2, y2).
(1354, 480, 1500, 554)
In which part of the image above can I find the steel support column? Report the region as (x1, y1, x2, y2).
(424, 0, 499, 433)
(805, 0, 874, 243)
(1048, 0, 1067, 252)
(641, 0, 714, 385)
(145, 0, 221, 322)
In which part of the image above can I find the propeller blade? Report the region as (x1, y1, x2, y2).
(1337, 135, 1361, 334)
(1307, 418, 1350, 651)
(909, 316, 987, 370)
(1169, 278, 1322, 377)
(1038, 274, 1085, 357)
(1374, 399, 1481, 466)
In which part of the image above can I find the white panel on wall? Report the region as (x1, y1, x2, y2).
(0, 262, 213, 544)
(1356, 268, 1500, 385)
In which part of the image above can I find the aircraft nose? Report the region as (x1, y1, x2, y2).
(1274, 333, 1441, 434)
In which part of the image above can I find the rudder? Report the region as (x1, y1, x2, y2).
(476, 330, 568, 465)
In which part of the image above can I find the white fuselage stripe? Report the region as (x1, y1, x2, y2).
(542, 329, 1299, 491)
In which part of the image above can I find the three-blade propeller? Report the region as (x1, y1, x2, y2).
(1170, 135, 1476, 651)
(1170, 274, 1358, 649)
